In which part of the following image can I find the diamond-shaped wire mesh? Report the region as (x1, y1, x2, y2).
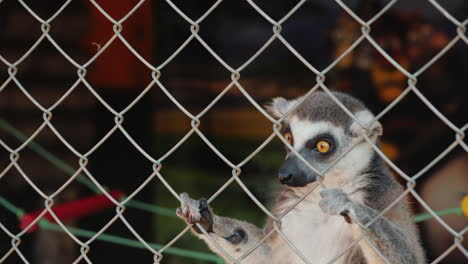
(0, 0, 467, 263)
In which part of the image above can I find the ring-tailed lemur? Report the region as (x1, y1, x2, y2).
(176, 92, 426, 264)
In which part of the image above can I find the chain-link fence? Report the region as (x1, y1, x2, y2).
(0, 0, 467, 263)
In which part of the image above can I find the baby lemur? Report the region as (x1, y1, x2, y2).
(177, 92, 425, 264)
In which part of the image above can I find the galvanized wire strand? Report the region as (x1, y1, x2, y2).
(455, 227, 468, 257)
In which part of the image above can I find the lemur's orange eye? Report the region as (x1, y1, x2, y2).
(284, 132, 293, 144)
(316, 140, 330, 153)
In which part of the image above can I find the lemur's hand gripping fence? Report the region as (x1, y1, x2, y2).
(0, 0, 467, 263)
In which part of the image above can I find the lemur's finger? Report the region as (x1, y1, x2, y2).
(340, 209, 352, 224)
(176, 207, 185, 218)
(180, 192, 190, 207)
(179, 193, 192, 215)
(198, 199, 214, 232)
(199, 199, 209, 210)
(176, 193, 211, 228)
(319, 188, 352, 218)
(182, 198, 201, 223)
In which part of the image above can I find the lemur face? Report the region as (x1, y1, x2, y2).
(266, 92, 382, 188)
(278, 118, 344, 187)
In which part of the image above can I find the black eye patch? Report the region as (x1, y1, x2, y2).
(305, 134, 336, 155)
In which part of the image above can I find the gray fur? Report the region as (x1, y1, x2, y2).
(268, 92, 367, 134)
(177, 92, 426, 264)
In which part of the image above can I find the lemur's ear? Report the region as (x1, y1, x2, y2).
(265, 97, 298, 119)
(350, 110, 383, 139)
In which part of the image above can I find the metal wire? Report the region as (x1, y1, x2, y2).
(0, 0, 466, 263)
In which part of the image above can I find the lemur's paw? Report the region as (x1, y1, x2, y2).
(319, 188, 352, 218)
(176, 193, 213, 234)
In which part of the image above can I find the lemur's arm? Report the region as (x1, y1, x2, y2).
(176, 193, 271, 264)
(319, 188, 425, 264)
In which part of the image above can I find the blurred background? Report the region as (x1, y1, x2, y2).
(0, 0, 467, 263)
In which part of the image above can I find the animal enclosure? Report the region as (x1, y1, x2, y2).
(0, 0, 467, 263)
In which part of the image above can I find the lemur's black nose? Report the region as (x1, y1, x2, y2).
(278, 156, 312, 187)
(278, 171, 293, 184)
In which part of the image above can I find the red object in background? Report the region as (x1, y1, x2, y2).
(19, 190, 125, 233)
(84, 0, 154, 89)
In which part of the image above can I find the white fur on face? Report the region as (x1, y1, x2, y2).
(324, 141, 374, 189)
(287, 115, 375, 189)
(288, 116, 344, 151)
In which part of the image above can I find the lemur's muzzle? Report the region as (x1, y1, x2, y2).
(278, 155, 316, 187)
